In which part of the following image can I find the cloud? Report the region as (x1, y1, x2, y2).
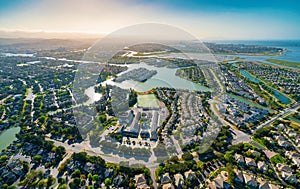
(0, 0, 299, 39)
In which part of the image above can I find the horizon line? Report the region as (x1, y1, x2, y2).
(0, 29, 299, 41)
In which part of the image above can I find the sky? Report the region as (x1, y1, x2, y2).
(0, 0, 300, 40)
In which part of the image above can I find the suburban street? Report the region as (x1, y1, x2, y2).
(46, 138, 160, 188)
(254, 102, 300, 132)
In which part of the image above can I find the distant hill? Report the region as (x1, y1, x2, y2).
(0, 38, 99, 52)
(0, 30, 103, 52)
(0, 30, 103, 39)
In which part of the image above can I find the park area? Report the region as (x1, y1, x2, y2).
(137, 94, 159, 108)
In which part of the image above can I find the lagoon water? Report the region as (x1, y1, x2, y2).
(0, 127, 20, 151)
(240, 69, 291, 104)
(240, 70, 260, 83)
(2, 41, 298, 104)
(213, 40, 300, 69)
(102, 63, 210, 92)
(273, 90, 291, 104)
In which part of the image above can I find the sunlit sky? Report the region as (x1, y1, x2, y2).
(0, 0, 300, 39)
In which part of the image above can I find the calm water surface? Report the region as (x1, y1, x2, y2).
(0, 127, 20, 151)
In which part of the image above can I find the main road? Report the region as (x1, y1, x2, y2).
(209, 65, 300, 149)
(46, 138, 160, 188)
(253, 102, 300, 132)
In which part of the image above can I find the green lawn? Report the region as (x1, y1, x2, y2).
(137, 94, 159, 108)
(266, 59, 300, 69)
(271, 154, 286, 164)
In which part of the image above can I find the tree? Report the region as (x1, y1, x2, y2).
(58, 184, 68, 189)
(156, 166, 164, 176)
(73, 152, 87, 162)
(33, 155, 42, 163)
(88, 173, 93, 181)
(2, 184, 17, 189)
(37, 178, 47, 187)
(18, 170, 44, 187)
(98, 113, 106, 123)
(170, 155, 179, 163)
(69, 178, 81, 189)
(58, 178, 66, 184)
(226, 164, 235, 184)
(182, 152, 193, 161)
(104, 178, 112, 186)
(224, 151, 234, 163)
(92, 174, 100, 181)
(0, 155, 9, 162)
(55, 146, 66, 155)
(143, 168, 151, 176)
(128, 90, 137, 107)
(47, 175, 55, 187)
(87, 155, 105, 166)
(72, 169, 81, 178)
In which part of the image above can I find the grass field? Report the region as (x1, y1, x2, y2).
(137, 94, 159, 108)
(266, 59, 300, 69)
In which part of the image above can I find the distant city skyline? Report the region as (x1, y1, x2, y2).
(0, 0, 300, 40)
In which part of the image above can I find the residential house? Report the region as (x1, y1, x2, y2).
(234, 154, 245, 165)
(278, 139, 292, 148)
(295, 136, 300, 146)
(174, 173, 184, 188)
(208, 171, 230, 189)
(257, 161, 268, 173)
(160, 173, 172, 184)
(184, 169, 196, 180)
(281, 172, 298, 184)
(234, 169, 244, 183)
(276, 123, 285, 130)
(285, 151, 300, 167)
(248, 149, 261, 157)
(269, 184, 282, 189)
(259, 181, 271, 189)
(291, 156, 300, 167)
(245, 157, 257, 167)
(243, 173, 257, 189)
(162, 183, 175, 189)
(135, 173, 149, 189)
(285, 128, 297, 137)
(257, 177, 271, 189)
(276, 163, 292, 173)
